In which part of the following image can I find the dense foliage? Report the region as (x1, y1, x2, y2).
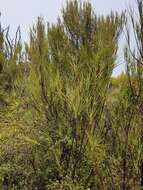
(0, 0, 143, 189)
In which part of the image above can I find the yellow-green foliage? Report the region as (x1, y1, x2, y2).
(0, 1, 142, 190)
